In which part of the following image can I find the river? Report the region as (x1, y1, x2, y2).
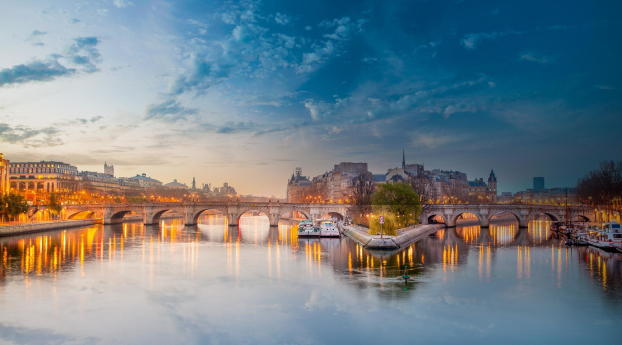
(0, 215, 620, 344)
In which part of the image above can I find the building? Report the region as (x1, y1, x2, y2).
(533, 177, 545, 191)
(287, 167, 313, 202)
(9, 161, 79, 195)
(122, 173, 162, 188)
(164, 179, 188, 189)
(313, 162, 370, 202)
(0, 153, 9, 196)
(514, 187, 577, 205)
(79, 171, 127, 194)
(212, 182, 236, 196)
(287, 163, 370, 203)
(104, 162, 114, 177)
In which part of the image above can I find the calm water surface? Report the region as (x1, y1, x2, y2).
(1, 216, 621, 345)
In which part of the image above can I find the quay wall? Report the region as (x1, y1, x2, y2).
(0, 220, 96, 237)
(340, 223, 443, 250)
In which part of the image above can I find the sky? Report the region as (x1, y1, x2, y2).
(0, 0, 620, 197)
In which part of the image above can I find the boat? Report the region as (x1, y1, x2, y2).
(584, 222, 622, 252)
(297, 220, 320, 238)
(319, 220, 340, 237)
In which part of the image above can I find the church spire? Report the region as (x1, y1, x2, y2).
(402, 148, 406, 169)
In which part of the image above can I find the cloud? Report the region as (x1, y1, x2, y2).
(215, 121, 256, 134)
(0, 60, 76, 86)
(274, 12, 290, 25)
(0, 37, 101, 87)
(66, 36, 101, 73)
(519, 52, 553, 64)
(30, 30, 47, 38)
(411, 132, 464, 149)
(113, 0, 134, 8)
(297, 16, 366, 73)
(303, 99, 333, 121)
(461, 30, 525, 49)
(0, 122, 63, 147)
(146, 99, 198, 121)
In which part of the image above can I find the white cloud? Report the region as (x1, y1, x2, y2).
(113, 0, 133, 8)
(274, 12, 290, 25)
(461, 30, 525, 50)
(519, 52, 553, 64)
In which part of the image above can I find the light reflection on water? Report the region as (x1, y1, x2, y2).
(0, 216, 621, 344)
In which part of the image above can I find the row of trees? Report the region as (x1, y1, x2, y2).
(0, 194, 29, 222)
(577, 161, 622, 211)
(0, 193, 63, 222)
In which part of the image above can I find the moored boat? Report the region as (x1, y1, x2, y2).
(297, 220, 320, 238)
(584, 222, 622, 252)
(319, 220, 340, 237)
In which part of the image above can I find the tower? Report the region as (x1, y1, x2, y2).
(487, 169, 497, 195)
(104, 162, 114, 177)
(402, 148, 406, 169)
(192, 177, 196, 190)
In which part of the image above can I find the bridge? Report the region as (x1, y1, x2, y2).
(421, 204, 597, 228)
(30, 202, 611, 228)
(51, 202, 351, 226)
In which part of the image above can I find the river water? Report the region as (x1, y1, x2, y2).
(0, 215, 620, 344)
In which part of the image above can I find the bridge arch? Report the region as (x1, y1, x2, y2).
(68, 210, 97, 220)
(573, 214, 591, 222)
(236, 209, 274, 227)
(452, 212, 482, 227)
(322, 211, 344, 221)
(528, 212, 559, 222)
(109, 210, 133, 224)
(488, 211, 522, 224)
(427, 214, 447, 224)
(192, 208, 227, 225)
(292, 209, 311, 220)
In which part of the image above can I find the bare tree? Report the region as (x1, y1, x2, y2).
(351, 173, 375, 225)
(577, 161, 622, 212)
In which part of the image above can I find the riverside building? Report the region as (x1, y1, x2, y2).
(0, 153, 9, 196)
(9, 161, 79, 194)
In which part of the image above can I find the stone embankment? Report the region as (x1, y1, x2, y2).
(0, 220, 96, 237)
(340, 223, 443, 250)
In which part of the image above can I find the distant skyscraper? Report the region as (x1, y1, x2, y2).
(192, 177, 196, 190)
(533, 177, 545, 191)
(104, 162, 114, 177)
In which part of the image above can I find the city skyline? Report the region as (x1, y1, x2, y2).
(2, 0, 621, 196)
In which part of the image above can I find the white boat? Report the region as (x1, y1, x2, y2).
(585, 222, 622, 252)
(319, 220, 340, 237)
(297, 220, 320, 238)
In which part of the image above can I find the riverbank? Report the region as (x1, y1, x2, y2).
(0, 219, 97, 237)
(340, 223, 443, 250)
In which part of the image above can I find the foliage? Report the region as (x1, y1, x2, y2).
(370, 182, 422, 233)
(0, 194, 30, 222)
(368, 213, 399, 236)
(48, 193, 63, 219)
(577, 161, 622, 211)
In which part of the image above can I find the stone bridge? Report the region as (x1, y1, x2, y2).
(50, 202, 351, 226)
(421, 204, 597, 228)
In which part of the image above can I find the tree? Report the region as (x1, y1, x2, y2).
(577, 161, 622, 212)
(370, 182, 422, 233)
(352, 172, 375, 206)
(48, 193, 63, 219)
(351, 173, 375, 226)
(0, 194, 29, 222)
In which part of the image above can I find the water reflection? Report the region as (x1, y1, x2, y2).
(1, 217, 621, 296)
(1, 215, 621, 344)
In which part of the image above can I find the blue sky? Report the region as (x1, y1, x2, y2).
(0, 0, 620, 196)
